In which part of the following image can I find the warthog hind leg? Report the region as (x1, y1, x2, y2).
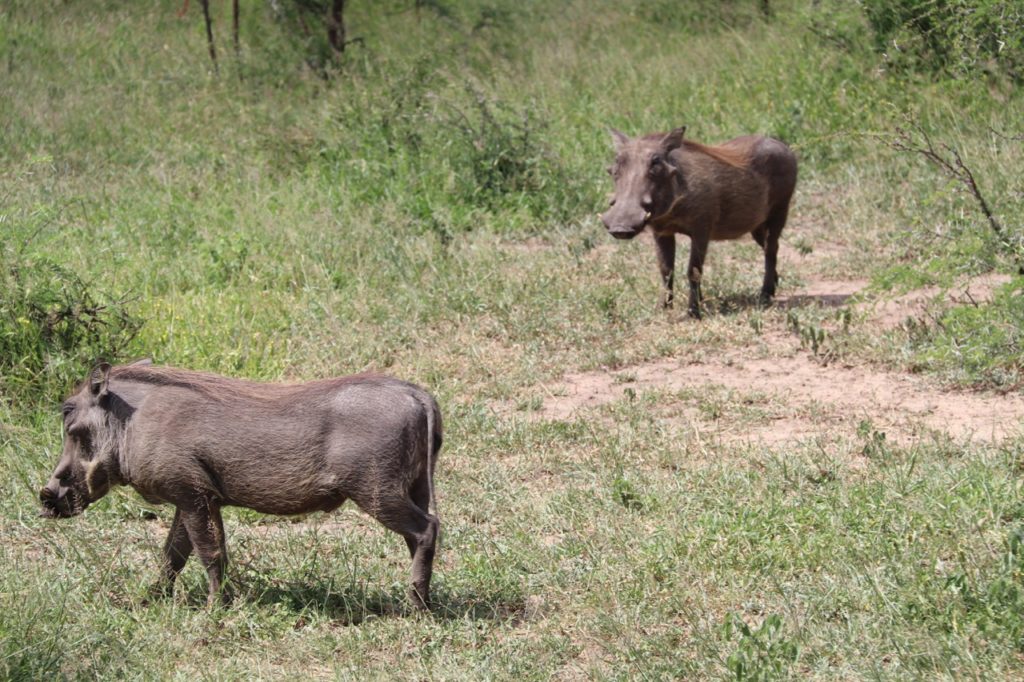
(358, 486, 439, 610)
(759, 206, 789, 303)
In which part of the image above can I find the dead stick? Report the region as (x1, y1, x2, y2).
(199, 0, 218, 73)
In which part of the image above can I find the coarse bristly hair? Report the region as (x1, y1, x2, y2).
(85, 407, 130, 497)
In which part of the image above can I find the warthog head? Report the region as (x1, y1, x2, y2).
(40, 362, 127, 518)
(600, 126, 686, 240)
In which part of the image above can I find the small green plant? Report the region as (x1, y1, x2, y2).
(749, 313, 764, 335)
(857, 419, 890, 459)
(722, 612, 798, 681)
(612, 472, 644, 511)
(205, 233, 252, 285)
(787, 310, 828, 356)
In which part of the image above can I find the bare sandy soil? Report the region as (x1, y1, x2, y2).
(512, 226, 1021, 447)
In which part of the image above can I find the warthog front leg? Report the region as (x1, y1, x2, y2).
(149, 507, 194, 601)
(180, 499, 230, 607)
(687, 234, 710, 319)
(654, 234, 676, 310)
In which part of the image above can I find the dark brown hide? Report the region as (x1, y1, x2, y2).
(40, 361, 442, 609)
(601, 128, 797, 318)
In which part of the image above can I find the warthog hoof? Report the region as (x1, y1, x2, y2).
(410, 584, 431, 611)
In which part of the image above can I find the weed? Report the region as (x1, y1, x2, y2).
(857, 419, 891, 460)
(786, 309, 828, 357)
(722, 612, 798, 681)
(612, 470, 645, 511)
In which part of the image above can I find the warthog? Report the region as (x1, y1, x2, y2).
(600, 127, 797, 318)
(39, 360, 442, 609)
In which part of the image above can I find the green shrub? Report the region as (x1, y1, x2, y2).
(862, 0, 1024, 79)
(0, 223, 141, 410)
(901, 277, 1024, 388)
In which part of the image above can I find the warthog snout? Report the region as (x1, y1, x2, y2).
(39, 484, 79, 518)
(600, 208, 649, 240)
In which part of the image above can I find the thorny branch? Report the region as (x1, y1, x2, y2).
(886, 122, 1022, 273)
(889, 122, 1003, 238)
(989, 127, 1024, 143)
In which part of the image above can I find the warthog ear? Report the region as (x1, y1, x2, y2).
(660, 126, 687, 154)
(90, 362, 111, 398)
(609, 127, 630, 150)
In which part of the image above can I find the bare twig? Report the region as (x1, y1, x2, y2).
(989, 127, 1024, 142)
(199, 0, 218, 73)
(885, 121, 1024, 273)
(889, 122, 1004, 239)
(232, 0, 240, 56)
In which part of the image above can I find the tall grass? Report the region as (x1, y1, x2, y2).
(2, 0, 1023, 677)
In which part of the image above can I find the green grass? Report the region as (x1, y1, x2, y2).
(2, 0, 1024, 678)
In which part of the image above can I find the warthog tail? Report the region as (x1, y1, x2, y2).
(424, 398, 437, 517)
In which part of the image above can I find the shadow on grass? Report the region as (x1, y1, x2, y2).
(775, 292, 855, 309)
(702, 290, 854, 317)
(701, 291, 765, 317)
(228, 573, 527, 625)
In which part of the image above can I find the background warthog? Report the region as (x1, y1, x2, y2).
(600, 127, 798, 318)
(39, 360, 442, 609)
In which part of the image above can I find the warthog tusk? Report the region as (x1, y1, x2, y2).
(644, 211, 652, 222)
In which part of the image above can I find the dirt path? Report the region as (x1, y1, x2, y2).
(521, 274, 1022, 446)
(537, 350, 1022, 444)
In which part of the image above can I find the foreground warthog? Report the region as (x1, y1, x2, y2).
(601, 127, 797, 318)
(39, 360, 442, 609)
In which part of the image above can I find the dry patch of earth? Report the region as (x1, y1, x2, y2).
(533, 352, 1022, 444)
(508, 273, 1021, 446)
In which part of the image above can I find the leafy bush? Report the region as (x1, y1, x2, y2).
(635, 0, 772, 32)
(324, 68, 585, 235)
(437, 85, 563, 213)
(862, 0, 1024, 79)
(0, 226, 141, 409)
